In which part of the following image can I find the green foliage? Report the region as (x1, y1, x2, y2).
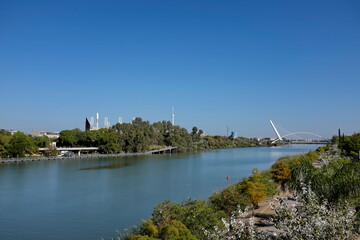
(128, 219, 198, 240)
(199, 136, 259, 150)
(275, 146, 360, 206)
(98, 129, 119, 153)
(141, 220, 159, 238)
(7, 132, 38, 157)
(151, 199, 225, 239)
(43, 145, 58, 156)
(0, 134, 9, 157)
(127, 235, 159, 240)
(0, 118, 261, 158)
(33, 136, 50, 148)
(53, 118, 259, 155)
(58, 129, 81, 147)
(210, 169, 277, 215)
(158, 220, 198, 240)
(210, 183, 250, 215)
(0, 129, 11, 136)
(83, 130, 100, 147)
(339, 133, 360, 158)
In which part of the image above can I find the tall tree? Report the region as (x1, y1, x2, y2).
(7, 132, 37, 157)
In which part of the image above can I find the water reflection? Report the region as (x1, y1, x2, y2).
(78, 162, 133, 170)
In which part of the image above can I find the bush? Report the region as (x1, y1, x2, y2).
(210, 169, 277, 215)
(127, 219, 198, 240)
(151, 199, 225, 239)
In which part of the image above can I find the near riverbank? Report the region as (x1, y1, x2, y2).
(118, 135, 360, 240)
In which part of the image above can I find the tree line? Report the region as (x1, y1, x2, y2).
(0, 118, 260, 157)
(56, 118, 260, 154)
(0, 129, 50, 158)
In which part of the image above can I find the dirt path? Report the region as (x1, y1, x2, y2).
(250, 190, 293, 235)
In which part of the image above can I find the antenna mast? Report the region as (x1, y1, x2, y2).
(104, 117, 108, 128)
(171, 107, 175, 125)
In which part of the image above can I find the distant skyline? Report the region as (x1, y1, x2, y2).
(1, 0, 359, 138)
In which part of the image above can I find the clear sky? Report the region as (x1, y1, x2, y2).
(1, 0, 359, 138)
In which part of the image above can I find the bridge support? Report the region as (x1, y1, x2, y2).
(269, 120, 283, 141)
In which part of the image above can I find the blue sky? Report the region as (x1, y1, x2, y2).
(1, 0, 359, 138)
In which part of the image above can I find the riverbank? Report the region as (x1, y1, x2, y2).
(0, 147, 177, 164)
(120, 143, 360, 239)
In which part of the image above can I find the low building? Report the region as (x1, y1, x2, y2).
(31, 130, 60, 139)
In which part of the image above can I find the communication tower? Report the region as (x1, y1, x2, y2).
(171, 107, 175, 125)
(96, 113, 99, 129)
(104, 117, 110, 128)
(90, 117, 94, 128)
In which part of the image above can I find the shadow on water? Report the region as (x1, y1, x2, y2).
(78, 162, 133, 170)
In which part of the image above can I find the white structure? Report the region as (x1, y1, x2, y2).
(96, 113, 99, 129)
(269, 120, 283, 141)
(269, 120, 330, 144)
(118, 117, 123, 124)
(104, 117, 110, 128)
(31, 130, 60, 139)
(171, 107, 175, 125)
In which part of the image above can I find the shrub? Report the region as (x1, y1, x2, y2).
(151, 199, 225, 239)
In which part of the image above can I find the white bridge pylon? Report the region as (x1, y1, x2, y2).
(269, 120, 330, 144)
(269, 120, 283, 141)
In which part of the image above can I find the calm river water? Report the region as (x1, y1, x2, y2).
(0, 145, 322, 240)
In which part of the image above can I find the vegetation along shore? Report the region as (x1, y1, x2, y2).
(0, 118, 260, 159)
(110, 132, 360, 240)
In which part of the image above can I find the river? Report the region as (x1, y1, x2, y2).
(0, 144, 322, 240)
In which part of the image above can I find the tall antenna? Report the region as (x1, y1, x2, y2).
(96, 113, 99, 129)
(90, 117, 94, 128)
(171, 107, 175, 125)
(104, 117, 110, 128)
(118, 117, 123, 124)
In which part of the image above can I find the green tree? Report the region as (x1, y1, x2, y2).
(0, 134, 8, 157)
(128, 219, 198, 240)
(33, 136, 50, 148)
(158, 220, 198, 240)
(151, 199, 225, 239)
(0, 129, 11, 136)
(58, 129, 80, 147)
(98, 129, 120, 153)
(210, 181, 251, 215)
(84, 130, 100, 147)
(341, 133, 360, 157)
(7, 132, 38, 157)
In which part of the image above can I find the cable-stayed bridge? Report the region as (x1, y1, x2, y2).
(269, 120, 331, 144)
